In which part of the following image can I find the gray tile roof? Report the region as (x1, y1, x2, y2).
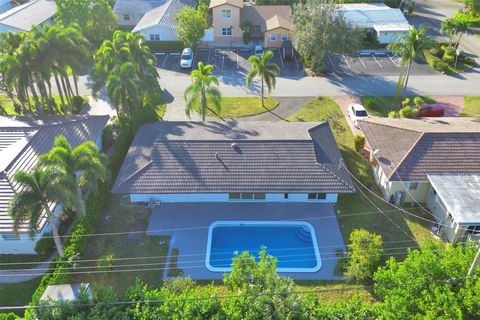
(113, 0, 166, 15)
(0, 115, 108, 233)
(0, 0, 56, 32)
(112, 121, 354, 195)
(358, 117, 480, 182)
(132, 0, 196, 32)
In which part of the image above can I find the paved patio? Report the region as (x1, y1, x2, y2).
(147, 202, 346, 280)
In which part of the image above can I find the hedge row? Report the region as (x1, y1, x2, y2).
(424, 50, 449, 73)
(22, 104, 164, 319)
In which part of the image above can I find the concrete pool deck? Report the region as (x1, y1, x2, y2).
(147, 202, 346, 280)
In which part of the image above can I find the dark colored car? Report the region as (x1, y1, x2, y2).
(417, 104, 445, 118)
(281, 40, 294, 60)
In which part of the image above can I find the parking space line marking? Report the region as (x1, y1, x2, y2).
(294, 52, 300, 69)
(207, 48, 211, 64)
(387, 53, 400, 68)
(221, 50, 225, 69)
(372, 54, 382, 69)
(342, 54, 351, 69)
(236, 48, 239, 69)
(277, 48, 285, 70)
(357, 55, 366, 69)
(162, 54, 168, 68)
(327, 54, 335, 71)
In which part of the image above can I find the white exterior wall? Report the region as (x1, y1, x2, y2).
(0, 205, 61, 254)
(117, 13, 144, 27)
(130, 193, 338, 203)
(136, 25, 179, 41)
(377, 30, 407, 44)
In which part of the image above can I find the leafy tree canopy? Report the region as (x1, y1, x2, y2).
(175, 6, 207, 49)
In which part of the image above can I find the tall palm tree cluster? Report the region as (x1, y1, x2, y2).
(0, 24, 91, 115)
(7, 135, 109, 258)
(91, 31, 161, 119)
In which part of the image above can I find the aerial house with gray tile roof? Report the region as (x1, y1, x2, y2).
(0, 0, 57, 33)
(113, 121, 354, 203)
(0, 115, 108, 254)
(359, 117, 480, 243)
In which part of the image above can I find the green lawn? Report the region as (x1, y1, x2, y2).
(287, 97, 435, 252)
(0, 255, 45, 270)
(70, 195, 169, 293)
(0, 95, 88, 115)
(360, 96, 435, 117)
(0, 277, 42, 316)
(462, 96, 480, 116)
(193, 97, 279, 118)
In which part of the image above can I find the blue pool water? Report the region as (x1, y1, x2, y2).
(207, 222, 321, 272)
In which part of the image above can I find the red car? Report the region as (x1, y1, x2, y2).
(417, 104, 445, 118)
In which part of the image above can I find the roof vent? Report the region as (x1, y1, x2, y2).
(215, 152, 220, 160)
(231, 142, 238, 148)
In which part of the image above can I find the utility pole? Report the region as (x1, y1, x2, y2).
(467, 247, 480, 277)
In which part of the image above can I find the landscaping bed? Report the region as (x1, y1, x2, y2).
(193, 97, 279, 118)
(462, 96, 480, 116)
(360, 96, 435, 117)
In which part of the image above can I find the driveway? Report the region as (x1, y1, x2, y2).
(333, 96, 362, 136)
(147, 202, 346, 281)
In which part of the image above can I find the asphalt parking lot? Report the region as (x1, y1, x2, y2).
(325, 51, 437, 76)
(155, 47, 305, 78)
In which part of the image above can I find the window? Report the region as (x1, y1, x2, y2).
(284, 193, 289, 199)
(468, 225, 480, 234)
(229, 193, 265, 200)
(281, 34, 288, 41)
(221, 9, 231, 18)
(149, 34, 160, 41)
(229, 193, 241, 200)
(269, 33, 277, 41)
(254, 193, 265, 200)
(221, 27, 232, 36)
(308, 193, 327, 200)
(123, 14, 130, 21)
(1, 233, 20, 240)
(409, 182, 419, 191)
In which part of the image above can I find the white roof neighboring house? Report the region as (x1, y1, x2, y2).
(0, 0, 56, 33)
(114, 0, 166, 16)
(40, 283, 92, 303)
(0, 0, 11, 15)
(337, 3, 410, 32)
(132, 0, 196, 33)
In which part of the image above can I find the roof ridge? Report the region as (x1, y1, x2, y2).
(358, 119, 423, 134)
(112, 161, 153, 193)
(386, 132, 425, 180)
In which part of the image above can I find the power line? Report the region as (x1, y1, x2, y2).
(24, 206, 426, 240)
(0, 276, 471, 311)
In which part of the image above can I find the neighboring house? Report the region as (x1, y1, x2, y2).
(132, 0, 197, 41)
(0, 0, 11, 15)
(359, 117, 480, 243)
(337, 3, 411, 44)
(112, 121, 355, 203)
(114, 0, 167, 28)
(40, 283, 92, 303)
(209, 0, 293, 47)
(0, 115, 108, 254)
(0, 0, 56, 33)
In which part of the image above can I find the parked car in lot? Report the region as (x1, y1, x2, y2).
(348, 103, 368, 128)
(254, 45, 264, 58)
(180, 48, 193, 69)
(281, 40, 294, 60)
(417, 104, 445, 117)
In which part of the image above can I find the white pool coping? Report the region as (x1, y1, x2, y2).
(205, 221, 322, 273)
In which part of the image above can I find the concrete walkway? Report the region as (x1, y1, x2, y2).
(81, 92, 117, 118)
(0, 252, 56, 284)
(163, 97, 203, 121)
(240, 97, 313, 122)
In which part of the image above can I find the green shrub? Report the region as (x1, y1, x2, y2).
(0, 313, 20, 320)
(442, 50, 455, 64)
(101, 124, 115, 150)
(71, 96, 88, 114)
(399, 106, 419, 118)
(388, 110, 397, 118)
(354, 134, 366, 152)
(362, 97, 376, 110)
(345, 229, 384, 282)
(34, 232, 55, 256)
(97, 253, 115, 271)
(413, 96, 424, 108)
(424, 50, 449, 73)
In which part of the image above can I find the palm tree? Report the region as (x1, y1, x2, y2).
(184, 61, 222, 121)
(388, 26, 434, 97)
(40, 135, 109, 219)
(8, 166, 75, 258)
(246, 50, 280, 109)
(106, 62, 141, 118)
(440, 18, 471, 49)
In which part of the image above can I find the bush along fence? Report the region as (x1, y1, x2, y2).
(22, 104, 163, 319)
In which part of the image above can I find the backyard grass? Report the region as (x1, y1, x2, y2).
(0, 95, 88, 115)
(0, 277, 42, 316)
(0, 254, 45, 270)
(462, 96, 480, 116)
(70, 195, 170, 293)
(288, 97, 435, 254)
(360, 96, 435, 117)
(192, 97, 279, 118)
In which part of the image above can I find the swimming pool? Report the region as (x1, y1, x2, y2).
(206, 221, 321, 272)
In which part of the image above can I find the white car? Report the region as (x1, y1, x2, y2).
(348, 103, 368, 128)
(254, 45, 264, 58)
(180, 48, 193, 69)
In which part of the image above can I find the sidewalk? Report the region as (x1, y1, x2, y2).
(163, 97, 204, 121)
(0, 252, 56, 284)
